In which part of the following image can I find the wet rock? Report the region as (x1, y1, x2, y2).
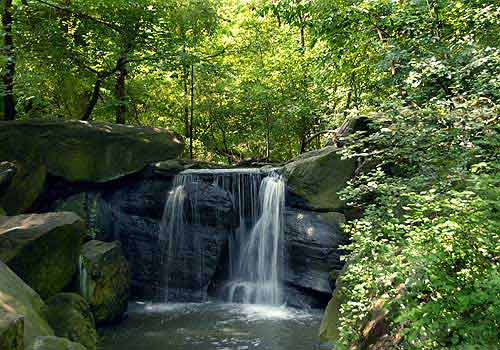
(161, 224, 231, 302)
(0, 212, 85, 299)
(284, 209, 347, 306)
(79, 240, 130, 325)
(28, 336, 87, 350)
(46, 293, 97, 350)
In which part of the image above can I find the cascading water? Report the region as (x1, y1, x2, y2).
(225, 173, 285, 305)
(159, 168, 285, 305)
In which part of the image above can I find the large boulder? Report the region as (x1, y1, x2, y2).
(284, 209, 347, 308)
(0, 261, 54, 346)
(46, 294, 97, 350)
(79, 240, 130, 325)
(0, 212, 86, 299)
(284, 146, 356, 211)
(0, 120, 183, 214)
(28, 336, 87, 350)
(0, 312, 24, 350)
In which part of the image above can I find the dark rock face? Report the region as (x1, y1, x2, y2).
(41, 159, 348, 309)
(161, 224, 231, 301)
(284, 209, 347, 308)
(0, 161, 16, 198)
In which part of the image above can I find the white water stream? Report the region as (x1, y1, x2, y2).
(160, 169, 285, 305)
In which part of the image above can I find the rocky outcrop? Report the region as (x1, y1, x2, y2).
(28, 336, 87, 350)
(0, 312, 24, 350)
(46, 294, 97, 350)
(0, 120, 183, 214)
(0, 261, 54, 347)
(284, 209, 347, 308)
(0, 212, 85, 299)
(79, 240, 130, 325)
(284, 146, 356, 211)
(100, 172, 236, 301)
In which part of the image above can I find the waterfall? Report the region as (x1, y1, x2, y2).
(159, 168, 285, 305)
(225, 173, 285, 305)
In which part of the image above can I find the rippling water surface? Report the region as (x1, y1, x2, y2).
(99, 302, 324, 350)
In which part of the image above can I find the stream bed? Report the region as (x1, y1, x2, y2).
(99, 302, 324, 350)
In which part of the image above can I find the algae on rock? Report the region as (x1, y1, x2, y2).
(46, 293, 97, 350)
(284, 146, 356, 211)
(0, 212, 86, 299)
(79, 240, 130, 325)
(0, 261, 54, 347)
(0, 312, 24, 350)
(28, 336, 87, 350)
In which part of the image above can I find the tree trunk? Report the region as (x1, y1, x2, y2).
(81, 75, 103, 121)
(115, 57, 127, 124)
(189, 64, 195, 159)
(2, 0, 16, 121)
(183, 63, 190, 138)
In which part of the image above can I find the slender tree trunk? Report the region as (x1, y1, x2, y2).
(81, 75, 103, 121)
(115, 57, 127, 124)
(189, 64, 195, 159)
(2, 0, 16, 121)
(183, 63, 190, 138)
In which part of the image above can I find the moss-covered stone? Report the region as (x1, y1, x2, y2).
(0, 261, 54, 347)
(52, 193, 106, 240)
(284, 146, 356, 211)
(0, 212, 86, 299)
(46, 293, 97, 350)
(319, 281, 345, 343)
(0, 160, 47, 216)
(0, 119, 183, 183)
(0, 120, 183, 215)
(28, 336, 87, 350)
(0, 312, 24, 350)
(79, 240, 130, 325)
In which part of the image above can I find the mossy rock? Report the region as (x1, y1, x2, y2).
(0, 119, 183, 183)
(0, 261, 54, 347)
(28, 336, 87, 350)
(0, 120, 183, 215)
(0, 312, 24, 350)
(79, 240, 130, 325)
(52, 193, 107, 240)
(0, 212, 86, 299)
(46, 293, 97, 350)
(284, 146, 356, 211)
(0, 160, 46, 216)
